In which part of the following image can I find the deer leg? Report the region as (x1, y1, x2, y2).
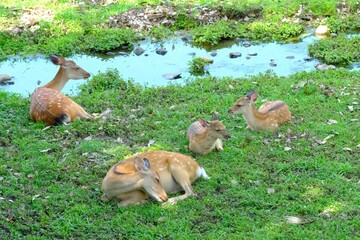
(215, 138, 224, 151)
(116, 191, 148, 207)
(164, 168, 196, 205)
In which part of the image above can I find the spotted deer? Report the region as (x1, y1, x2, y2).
(29, 54, 92, 125)
(187, 112, 231, 155)
(101, 150, 209, 207)
(228, 90, 292, 131)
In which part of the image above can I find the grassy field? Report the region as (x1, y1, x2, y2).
(1, 68, 359, 239)
(1, 0, 360, 239)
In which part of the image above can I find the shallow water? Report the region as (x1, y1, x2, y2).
(0, 33, 357, 97)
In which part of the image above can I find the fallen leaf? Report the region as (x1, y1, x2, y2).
(84, 136, 93, 141)
(147, 139, 155, 147)
(253, 180, 260, 185)
(32, 194, 41, 201)
(348, 106, 354, 111)
(343, 147, 352, 151)
(284, 147, 292, 151)
(231, 179, 238, 185)
(318, 134, 334, 145)
(326, 119, 338, 125)
(286, 216, 304, 224)
(267, 188, 275, 194)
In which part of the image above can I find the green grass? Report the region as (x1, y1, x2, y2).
(0, 68, 359, 239)
(1, 0, 360, 57)
(1, 0, 359, 239)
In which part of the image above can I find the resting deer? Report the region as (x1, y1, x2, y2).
(29, 54, 92, 125)
(187, 112, 231, 155)
(101, 150, 209, 206)
(228, 90, 292, 131)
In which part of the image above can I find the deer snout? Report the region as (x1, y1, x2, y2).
(84, 72, 91, 79)
(225, 133, 231, 139)
(228, 109, 234, 114)
(159, 193, 168, 203)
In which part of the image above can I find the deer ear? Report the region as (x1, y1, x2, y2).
(198, 118, 208, 127)
(246, 90, 255, 99)
(134, 157, 150, 173)
(49, 54, 66, 66)
(49, 54, 59, 65)
(250, 92, 258, 101)
(212, 112, 219, 121)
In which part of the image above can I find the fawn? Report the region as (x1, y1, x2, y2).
(101, 150, 209, 206)
(228, 90, 292, 131)
(187, 112, 231, 155)
(30, 54, 92, 125)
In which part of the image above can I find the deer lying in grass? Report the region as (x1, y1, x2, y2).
(30, 54, 92, 125)
(228, 90, 292, 131)
(187, 112, 231, 155)
(101, 150, 209, 207)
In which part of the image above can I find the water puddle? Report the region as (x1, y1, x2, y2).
(0, 33, 357, 97)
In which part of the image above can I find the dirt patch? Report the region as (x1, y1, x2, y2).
(7, 6, 54, 35)
(107, 4, 260, 31)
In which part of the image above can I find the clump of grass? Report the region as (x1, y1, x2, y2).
(326, 14, 360, 33)
(188, 57, 213, 76)
(191, 20, 242, 46)
(81, 28, 138, 53)
(246, 21, 304, 42)
(308, 35, 360, 65)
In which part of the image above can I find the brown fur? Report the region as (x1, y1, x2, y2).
(228, 91, 292, 131)
(101, 150, 209, 206)
(29, 54, 92, 126)
(187, 113, 231, 155)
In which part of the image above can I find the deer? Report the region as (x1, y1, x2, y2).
(228, 90, 292, 131)
(187, 112, 231, 155)
(29, 54, 92, 126)
(101, 150, 209, 207)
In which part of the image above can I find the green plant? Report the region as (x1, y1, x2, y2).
(308, 35, 360, 65)
(188, 57, 212, 76)
(82, 28, 137, 53)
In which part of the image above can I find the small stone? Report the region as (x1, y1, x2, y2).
(162, 73, 182, 80)
(133, 47, 145, 56)
(304, 57, 313, 62)
(248, 52, 257, 56)
(269, 61, 277, 67)
(156, 48, 167, 56)
(210, 51, 217, 57)
(242, 42, 251, 47)
(229, 52, 241, 58)
(286, 56, 295, 59)
(315, 25, 329, 36)
(0, 74, 12, 84)
(200, 57, 214, 63)
(118, 52, 129, 56)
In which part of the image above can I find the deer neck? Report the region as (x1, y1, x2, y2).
(113, 173, 143, 193)
(43, 68, 69, 91)
(198, 130, 218, 150)
(243, 103, 268, 125)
